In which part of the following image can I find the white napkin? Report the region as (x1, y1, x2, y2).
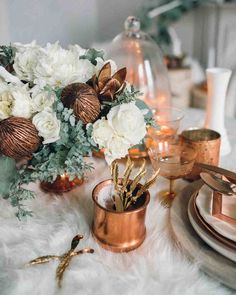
(196, 185, 236, 242)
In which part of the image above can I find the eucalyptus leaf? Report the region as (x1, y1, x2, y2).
(0, 154, 17, 198)
(135, 99, 152, 119)
(80, 48, 104, 65)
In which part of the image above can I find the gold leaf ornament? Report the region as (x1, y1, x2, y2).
(89, 62, 127, 101)
(26, 234, 94, 288)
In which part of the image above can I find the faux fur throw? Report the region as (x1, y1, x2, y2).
(0, 159, 231, 295)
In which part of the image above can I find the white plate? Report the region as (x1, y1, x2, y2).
(196, 185, 236, 242)
(188, 196, 236, 263)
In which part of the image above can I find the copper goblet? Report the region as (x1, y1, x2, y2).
(148, 140, 197, 207)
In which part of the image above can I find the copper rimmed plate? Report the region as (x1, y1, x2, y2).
(192, 193, 236, 251)
(188, 194, 236, 262)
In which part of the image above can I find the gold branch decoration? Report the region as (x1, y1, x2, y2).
(111, 158, 160, 212)
(26, 235, 94, 288)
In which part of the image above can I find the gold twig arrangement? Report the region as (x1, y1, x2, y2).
(111, 158, 159, 212)
(26, 235, 94, 288)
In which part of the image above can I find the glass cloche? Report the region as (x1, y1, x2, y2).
(107, 16, 171, 108)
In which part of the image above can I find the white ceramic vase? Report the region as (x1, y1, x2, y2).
(204, 68, 232, 156)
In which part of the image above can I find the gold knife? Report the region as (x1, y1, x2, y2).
(194, 162, 236, 181)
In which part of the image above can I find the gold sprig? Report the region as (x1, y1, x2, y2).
(26, 235, 94, 288)
(111, 158, 159, 211)
(127, 168, 160, 208)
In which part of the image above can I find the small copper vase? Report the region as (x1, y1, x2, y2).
(92, 179, 150, 252)
(41, 175, 83, 194)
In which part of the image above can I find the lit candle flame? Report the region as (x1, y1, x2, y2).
(60, 173, 66, 179)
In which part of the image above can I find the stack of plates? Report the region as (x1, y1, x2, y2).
(170, 180, 236, 289)
(188, 185, 236, 262)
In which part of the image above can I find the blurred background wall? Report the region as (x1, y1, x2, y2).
(0, 0, 142, 47)
(2, 0, 233, 68)
(0, 0, 193, 52)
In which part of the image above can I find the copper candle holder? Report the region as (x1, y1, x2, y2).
(41, 174, 83, 194)
(92, 179, 150, 252)
(180, 128, 221, 181)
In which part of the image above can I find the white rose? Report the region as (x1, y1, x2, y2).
(104, 136, 130, 165)
(92, 118, 114, 147)
(31, 86, 56, 112)
(32, 109, 60, 144)
(107, 102, 146, 145)
(0, 82, 13, 120)
(95, 58, 117, 76)
(11, 86, 33, 119)
(13, 41, 40, 81)
(33, 42, 94, 88)
(0, 81, 13, 102)
(0, 100, 12, 120)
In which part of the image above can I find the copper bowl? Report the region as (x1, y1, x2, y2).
(92, 179, 150, 252)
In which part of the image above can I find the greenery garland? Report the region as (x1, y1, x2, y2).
(138, 0, 236, 51)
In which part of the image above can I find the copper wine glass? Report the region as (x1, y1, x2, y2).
(148, 139, 197, 207)
(145, 107, 184, 149)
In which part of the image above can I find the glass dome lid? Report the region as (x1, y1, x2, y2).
(107, 16, 171, 109)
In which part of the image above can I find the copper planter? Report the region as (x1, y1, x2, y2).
(92, 179, 150, 252)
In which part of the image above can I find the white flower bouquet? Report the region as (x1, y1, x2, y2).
(0, 42, 153, 218)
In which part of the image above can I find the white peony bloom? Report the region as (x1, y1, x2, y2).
(68, 44, 87, 57)
(0, 82, 33, 120)
(13, 41, 41, 81)
(11, 85, 33, 119)
(32, 109, 60, 144)
(31, 86, 56, 112)
(92, 118, 114, 147)
(0, 66, 22, 85)
(104, 136, 130, 165)
(14, 40, 38, 50)
(95, 58, 117, 76)
(33, 42, 94, 88)
(107, 102, 146, 145)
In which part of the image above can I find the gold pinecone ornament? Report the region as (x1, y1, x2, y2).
(0, 117, 40, 160)
(61, 83, 101, 124)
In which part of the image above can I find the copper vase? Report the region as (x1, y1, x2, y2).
(92, 179, 150, 252)
(41, 175, 83, 194)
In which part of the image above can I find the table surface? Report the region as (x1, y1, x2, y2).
(0, 108, 235, 295)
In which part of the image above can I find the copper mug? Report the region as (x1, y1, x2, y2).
(180, 128, 221, 181)
(92, 179, 150, 252)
